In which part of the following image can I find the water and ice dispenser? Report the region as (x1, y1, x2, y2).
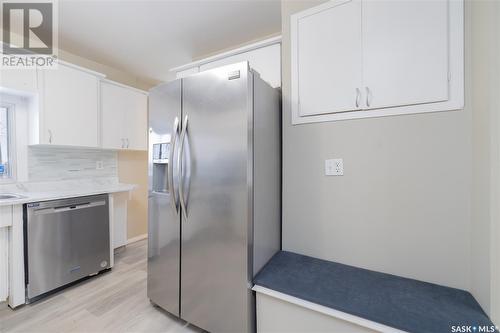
(152, 143, 170, 193)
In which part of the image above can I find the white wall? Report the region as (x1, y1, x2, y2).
(281, 0, 471, 291)
(470, 0, 500, 323)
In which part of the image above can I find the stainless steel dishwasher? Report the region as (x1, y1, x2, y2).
(24, 194, 111, 302)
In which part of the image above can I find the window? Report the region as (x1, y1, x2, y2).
(0, 106, 11, 179)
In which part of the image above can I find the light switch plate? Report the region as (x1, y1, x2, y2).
(325, 158, 343, 176)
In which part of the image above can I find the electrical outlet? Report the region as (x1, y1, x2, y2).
(325, 158, 343, 176)
(96, 161, 104, 170)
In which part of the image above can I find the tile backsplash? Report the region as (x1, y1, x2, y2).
(28, 147, 117, 181)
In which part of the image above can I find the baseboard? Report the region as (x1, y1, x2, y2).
(127, 233, 148, 244)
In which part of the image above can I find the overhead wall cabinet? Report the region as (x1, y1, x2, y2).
(172, 36, 282, 88)
(101, 80, 148, 151)
(198, 43, 281, 89)
(35, 62, 104, 147)
(0, 68, 38, 94)
(291, 0, 464, 124)
(26, 62, 148, 150)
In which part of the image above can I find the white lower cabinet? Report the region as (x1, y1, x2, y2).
(0, 227, 9, 303)
(101, 80, 148, 151)
(0, 205, 25, 308)
(110, 192, 128, 249)
(0, 206, 13, 303)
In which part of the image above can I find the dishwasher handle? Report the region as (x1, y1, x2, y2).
(33, 200, 107, 215)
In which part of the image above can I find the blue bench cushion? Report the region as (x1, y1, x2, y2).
(254, 251, 496, 333)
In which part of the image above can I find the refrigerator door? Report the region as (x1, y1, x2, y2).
(180, 62, 253, 333)
(147, 80, 182, 316)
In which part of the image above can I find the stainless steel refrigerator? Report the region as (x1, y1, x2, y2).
(147, 62, 281, 333)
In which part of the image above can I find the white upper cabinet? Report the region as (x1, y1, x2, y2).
(172, 36, 282, 89)
(0, 68, 38, 94)
(101, 81, 123, 150)
(125, 90, 148, 150)
(30, 62, 148, 150)
(295, 0, 362, 116)
(39, 63, 102, 146)
(101, 80, 148, 151)
(199, 43, 282, 88)
(362, 0, 449, 110)
(291, 0, 464, 124)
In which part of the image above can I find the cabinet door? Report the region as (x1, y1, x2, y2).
(0, 68, 37, 93)
(101, 82, 125, 149)
(362, 0, 449, 110)
(124, 90, 147, 150)
(111, 192, 128, 249)
(200, 43, 282, 88)
(176, 67, 199, 79)
(42, 64, 99, 147)
(294, 0, 362, 116)
(101, 82, 147, 150)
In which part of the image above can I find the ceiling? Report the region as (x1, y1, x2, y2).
(58, 0, 282, 83)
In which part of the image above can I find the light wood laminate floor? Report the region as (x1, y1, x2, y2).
(0, 240, 202, 333)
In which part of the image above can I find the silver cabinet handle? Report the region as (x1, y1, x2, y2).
(365, 87, 371, 108)
(168, 117, 180, 215)
(121, 139, 124, 148)
(355, 88, 361, 108)
(126, 138, 130, 149)
(178, 114, 189, 220)
(48, 130, 52, 144)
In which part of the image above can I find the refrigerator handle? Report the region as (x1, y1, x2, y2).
(168, 117, 180, 215)
(178, 114, 189, 220)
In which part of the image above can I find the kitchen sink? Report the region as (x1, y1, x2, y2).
(0, 193, 26, 200)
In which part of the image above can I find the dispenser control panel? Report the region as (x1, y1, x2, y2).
(153, 143, 169, 164)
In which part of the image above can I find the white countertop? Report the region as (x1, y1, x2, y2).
(0, 178, 136, 207)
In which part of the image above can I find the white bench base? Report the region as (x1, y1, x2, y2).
(253, 286, 407, 333)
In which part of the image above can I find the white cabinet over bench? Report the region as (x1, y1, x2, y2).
(291, 0, 464, 124)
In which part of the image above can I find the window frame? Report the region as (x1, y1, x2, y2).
(0, 102, 16, 183)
